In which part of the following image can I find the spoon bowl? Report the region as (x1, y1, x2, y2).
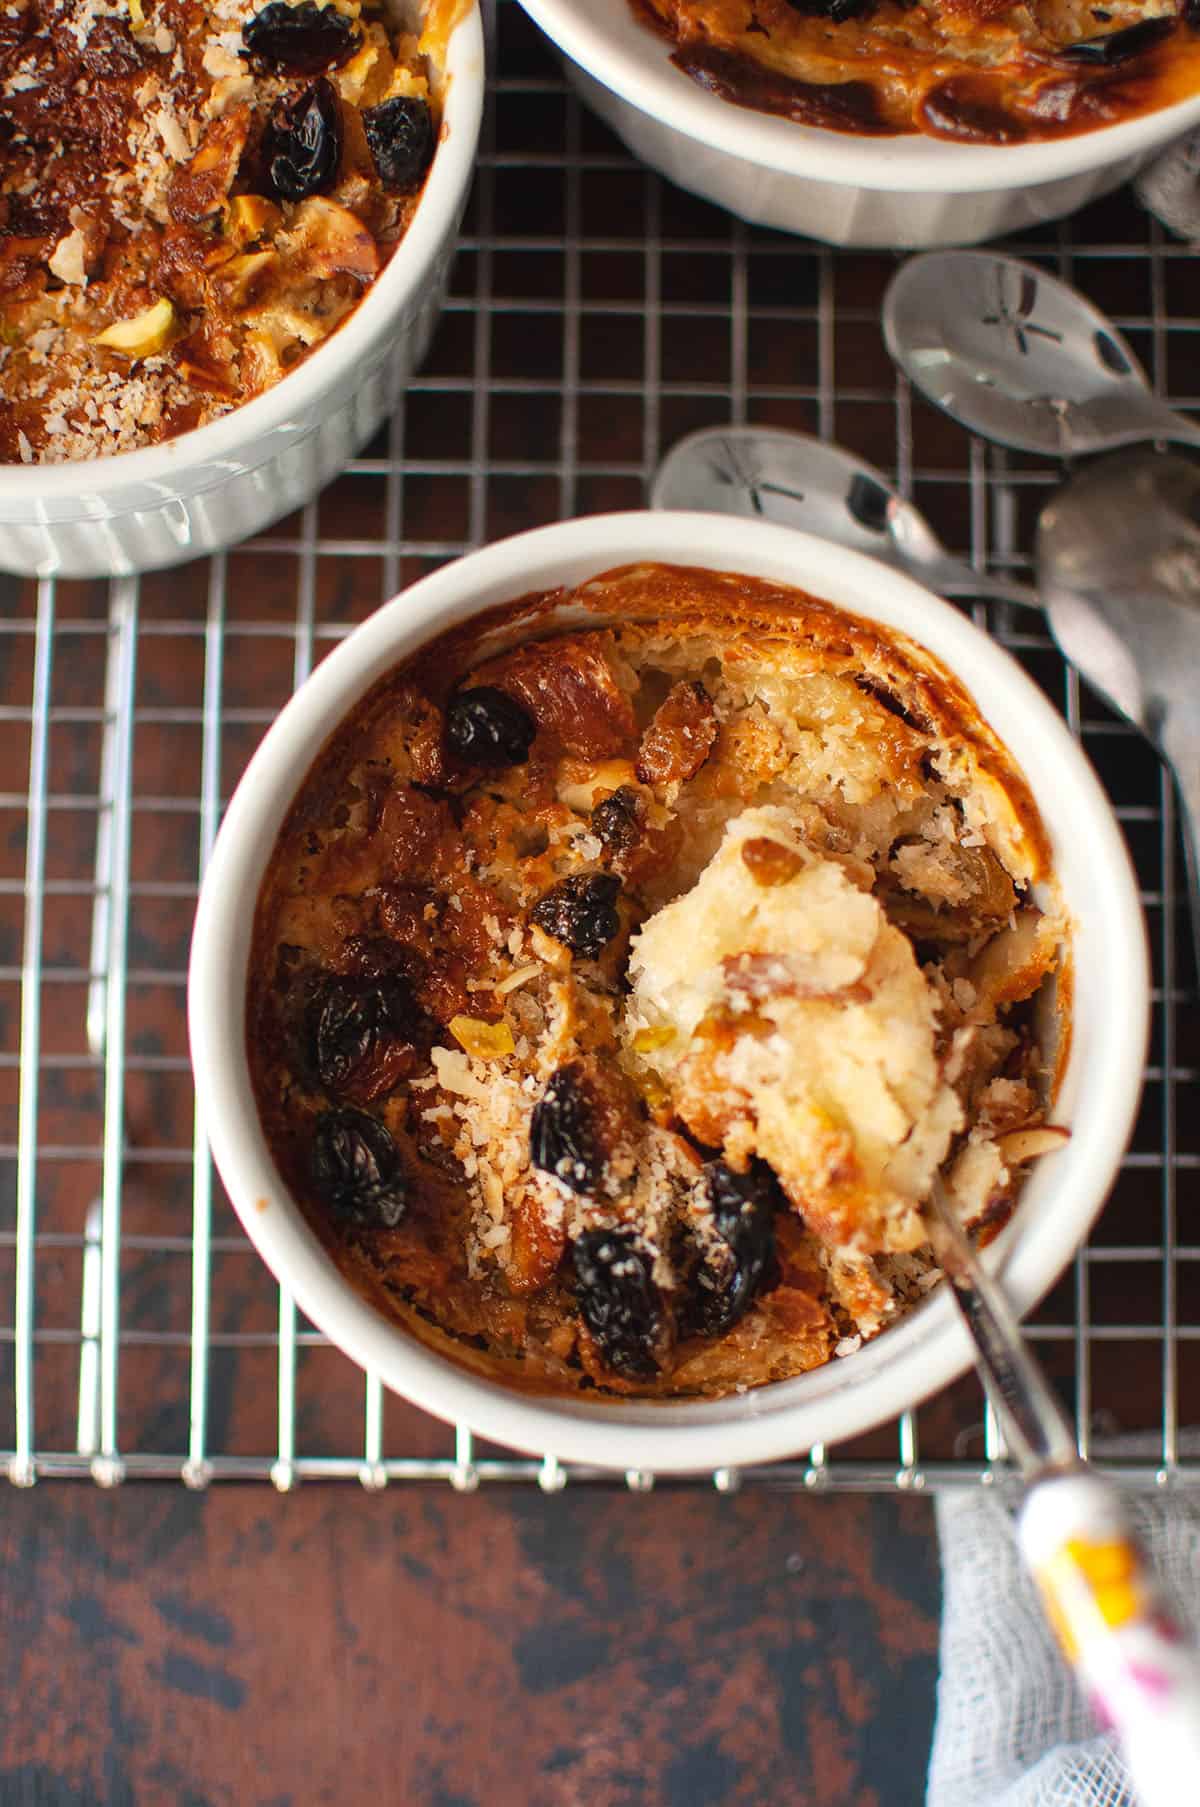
(651, 425, 1040, 610)
(884, 251, 1200, 460)
(1037, 446, 1200, 966)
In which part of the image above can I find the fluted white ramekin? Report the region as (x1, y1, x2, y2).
(189, 511, 1148, 1474)
(516, 0, 1200, 247)
(0, 3, 484, 580)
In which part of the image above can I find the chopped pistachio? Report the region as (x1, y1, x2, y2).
(91, 296, 176, 358)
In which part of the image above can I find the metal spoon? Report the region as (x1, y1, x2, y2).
(1134, 129, 1200, 242)
(883, 250, 1200, 459)
(1037, 446, 1200, 967)
(650, 425, 1041, 609)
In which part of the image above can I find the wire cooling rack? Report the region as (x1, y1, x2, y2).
(2, 1, 1198, 1491)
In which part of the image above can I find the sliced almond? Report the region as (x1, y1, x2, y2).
(493, 962, 541, 997)
(530, 923, 570, 972)
(243, 301, 333, 349)
(557, 758, 639, 814)
(211, 250, 279, 308)
(283, 196, 379, 283)
(996, 1124, 1070, 1165)
(91, 296, 176, 358)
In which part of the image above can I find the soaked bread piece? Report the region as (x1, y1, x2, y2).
(246, 562, 1071, 1400)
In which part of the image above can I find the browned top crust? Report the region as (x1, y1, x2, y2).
(246, 563, 1070, 1402)
(0, 0, 459, 463)
(634, 0, 1200, 142)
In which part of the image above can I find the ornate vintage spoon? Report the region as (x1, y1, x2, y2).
(650, 425, 1040, 609)
(1037, 446, 1200, 968)
(883, 250, 1200, 458)
(926, 1172, 1200, 1807)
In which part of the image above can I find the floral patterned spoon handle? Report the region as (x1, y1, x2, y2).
(927, 1178, 1200, 1803)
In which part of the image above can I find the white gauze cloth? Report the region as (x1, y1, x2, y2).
(928, 1489, 1200, 1807)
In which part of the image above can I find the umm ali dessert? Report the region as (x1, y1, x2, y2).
(0, 0, 461, 463)
(247, 562, 1071, 1400)
(633, 0, 1200, 142)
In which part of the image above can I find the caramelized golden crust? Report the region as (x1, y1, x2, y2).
(247, 563, 1070, 1401)
(634, 0, 1200, 142)
(0, 0, 461, 463)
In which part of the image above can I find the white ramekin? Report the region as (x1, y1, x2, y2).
(515, 0, 1200, 248)
(0, 4, 484, 581)
(189, 510, 1148, 1474)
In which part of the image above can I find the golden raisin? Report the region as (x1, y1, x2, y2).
(448, 1015, 515, 1060)
(740, 838, 804, 886)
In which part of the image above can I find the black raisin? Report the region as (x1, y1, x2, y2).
(572, 1228, 663, 1380)
(445, 686, 536, 767)
(261, 77, 342, 202)
(361, 94, 436, 194)
(1057, 17, 1174, 61)
(339, 934, 425, 984)
(786, 0, 874, 20)
(529, 873, 621, 960)
(311, 1107, 407, 1228)
(591, 785, 644, 858)
(530, 1063, 602, 1194)
(680, 1159, 783, 1338)
(309, 971, 421, 1095)
(242, 2, 359, 72)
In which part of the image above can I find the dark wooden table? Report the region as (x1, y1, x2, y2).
(1, 1487, 939, 1805)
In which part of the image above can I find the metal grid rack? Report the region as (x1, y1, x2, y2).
(2, 1, 1198, 1491)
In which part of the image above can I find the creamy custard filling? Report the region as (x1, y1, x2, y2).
(246, 562, 1071, 1400)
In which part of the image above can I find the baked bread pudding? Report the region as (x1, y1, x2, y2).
(0, 0, 462, 463)
(247, 563, 1071, 1399)
(633, 0, 1200, 142)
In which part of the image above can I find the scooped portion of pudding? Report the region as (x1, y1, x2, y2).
(627, 804, 967, 1261)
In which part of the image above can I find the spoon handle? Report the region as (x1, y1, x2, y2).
(1020, 1471, 1200, 1807)
(927, 1177, 1200, 1806)
(1136, 400, 1200, 457)
(927, 560, 1043, 614)
(1135, 130, 1200, 242)
(1159, 719, 1200, 993)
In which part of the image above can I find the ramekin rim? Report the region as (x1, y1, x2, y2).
(188, 510, 1149, 1471)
